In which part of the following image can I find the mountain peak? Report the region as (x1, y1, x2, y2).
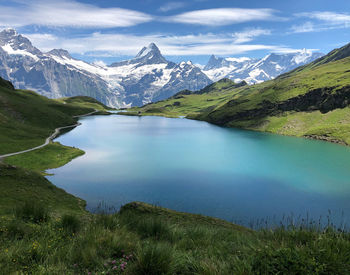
(110, 43, 167, 67)
(135, 43, 161, 58)
(48, 49, 72, 59)
(133, 43, 167, 64)
(0, 28, 41, 56)
(148, 42, 158, 49)
(204, 54, 234, 70)
(0, 28, 18, 37)
(0, 28, 20, 43)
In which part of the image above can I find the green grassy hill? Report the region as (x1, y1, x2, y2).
(57, 96, 114, 111)
(128, 43, 350, 145)
(0, 77, 110, 215)
(0, 79, 103, 154)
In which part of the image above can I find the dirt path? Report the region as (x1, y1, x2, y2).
(0, 109, 98, 160)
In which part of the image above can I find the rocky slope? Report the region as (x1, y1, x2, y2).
(0, 29, 122, 107)
(106, 43, 212, 106)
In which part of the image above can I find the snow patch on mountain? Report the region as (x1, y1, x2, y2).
(292, 48, 314, 64)
(226, 57, 251, 63)
(1, 43, 39, 61)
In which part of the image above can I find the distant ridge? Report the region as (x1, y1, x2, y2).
(202, 50, 324, 84)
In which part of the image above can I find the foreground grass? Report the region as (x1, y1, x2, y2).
(1, 201, 350, 274)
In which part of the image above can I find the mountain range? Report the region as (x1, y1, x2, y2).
(0, 29, 211, 107)
(203, 50, 324, 84)
(0, 28, 323, 107)
(129, 42, 350, 145)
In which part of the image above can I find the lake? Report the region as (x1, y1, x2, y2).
(48, 115, 350, 227)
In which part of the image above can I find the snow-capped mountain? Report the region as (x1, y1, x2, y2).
(0, 29, 122, 107)
(0, 29, 211, 107)
(203, 50, 324, 84)
(106, 43, 211, 105)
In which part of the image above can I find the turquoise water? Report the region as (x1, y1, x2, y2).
(48, 115, 350, 226)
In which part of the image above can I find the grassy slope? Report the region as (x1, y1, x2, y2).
(56, 96, 114, 111)
(124, 78, 242, 117)
(0, 83, 113, 155)
(4, 142, 85, 174)
(0, 86, 89, 154)
(0, 77, 110, 216)
(1, 201, 350, 274)
(0, 163, 86, 216)
(202, 55, 350, 143)
(126, 45, 350, 145)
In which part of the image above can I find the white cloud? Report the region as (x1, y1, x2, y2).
(232, 29, 271, 43)
(159, 2, 186, 12)
(165, 8, 283, 26)
(0, 0, 152, 28)
(0, 2, 285, 29)
(290, 22, 316, 33)
(24, 29, 303, 57)
(297, 11, 350, 25)
(293, 11, 350, 33)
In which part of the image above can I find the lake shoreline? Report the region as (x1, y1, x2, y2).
(48, 114, 350, 227)
(118, 111, 349, 147)
(3, 114, 350, 274)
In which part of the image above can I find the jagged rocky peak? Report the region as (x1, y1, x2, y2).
(204, 55, 224, 70)
(110, 42, 167, 67)
(207, 54, 219, 63)
(0, 28, 41, 55)
(133, 42, 167, 64)
(204, 54, 239, 70)
(48, 49, 72, 59)
(172, 60, 204, 73)
(0, 28, 18, 37)
(136, 43, 159, 57)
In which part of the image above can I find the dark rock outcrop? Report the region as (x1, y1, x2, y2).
(207, 85, 350, 125)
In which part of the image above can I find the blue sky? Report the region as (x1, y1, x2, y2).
(1, 0, 350, 65)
